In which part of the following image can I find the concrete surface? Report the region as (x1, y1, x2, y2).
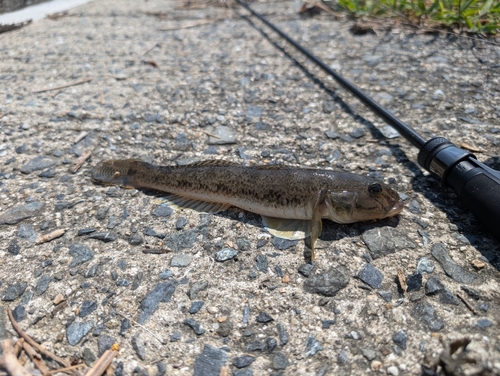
(0, 0, 499, 375)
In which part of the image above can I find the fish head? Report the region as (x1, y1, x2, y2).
(90, 159, 137, 187)
(325, 178, 403, 224)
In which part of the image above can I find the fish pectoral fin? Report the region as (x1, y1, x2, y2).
(156, 195, 232, 214)
(309, 207, 323, 261)
(261, 216, 311, 240)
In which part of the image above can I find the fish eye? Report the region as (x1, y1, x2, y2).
(368, 182, 383, 196)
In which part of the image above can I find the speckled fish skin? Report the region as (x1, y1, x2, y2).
(90, 159, 403, 223)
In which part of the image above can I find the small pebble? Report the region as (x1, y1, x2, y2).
(256, 311, 274, 323)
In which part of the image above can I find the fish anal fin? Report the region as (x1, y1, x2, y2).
(157, 195, 231, 214)
(261, 216, 311, 240)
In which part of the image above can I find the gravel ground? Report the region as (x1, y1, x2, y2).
(0, 0, 499, 375)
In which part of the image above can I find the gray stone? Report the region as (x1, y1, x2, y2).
(20, 156, 55, 174)
(12, 305, 26, 322)
(69, 244, 93, 268)
(357, 263, 383, 289)
(380, 125, 400, 139)
(159, 269, 172, 279)
(97, 335, 115, 356)
(305, 334, 323, 357)
(321, 319, 336, 329)
(170, 254, 192, 267)
(349, 128, 365, 138)
(362, 227, 416, 259)
(412, 303, 444, 332)
(431, 243, 480, 284)
(208, 126, 237, 145)
(215, 248, 237, 262)
(152, 204, 173, 217)
(378, 291, 392, 302)
(184, 318, 205, 335)
(277, 322, 289, 346)
(325, 130, 339, 139)
(407, 273, 422, 291)
(7, 242, 20, 255)
(266, 337, 277, 353)
(2, 282, 27, 301)
(337, 350, 348, 364)
(233, 355, 255, 368)
(217, 321, 233, 337)
(128, 233, 143, 245)
(272, 237, 297, 250)
(0, 202, 44, 225)
(143, 227, 166, 239)
(362, 348, 377, 361)
(175, 217, 188, 230)
(322, 101, 336, 114)
(298, 263, 314, 277)
(138, 282, 176, 324)
(417, 257, 435, 274)
(164, 230, 199, 252)
(88, 232, 117, 243)
(425, 276, 445, 295)
(79, 300, 97, 317)
(132, 334, 146, 360)
(304, 266, 350, 296)
(272, 352, 289, 370)
(189, 301, 204, 314)
(439, 289, 460, 305)
(35, 274, 51, 296)
(256, 311, 273, 323)
(17, 224, 37, 241)
(193, 345, 228, 376)
(392, 330, 408, 350)
(189, 280, 208, 300)
(477, 318, 493, 329)
(255, 254, 268, 272)
(233, 368, 253, 376)
(363, 54, 382, 66)
(82, 348, 96, 367)
(67, 321, 93, 345)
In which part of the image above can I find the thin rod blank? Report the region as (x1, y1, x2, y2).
(236, 0, 427, 149)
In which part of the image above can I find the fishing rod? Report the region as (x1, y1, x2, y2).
(236, 0, 500, 242)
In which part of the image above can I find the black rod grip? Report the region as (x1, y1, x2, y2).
(454, 169, 500, 242)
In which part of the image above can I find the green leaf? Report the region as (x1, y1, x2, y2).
(479, 0, 494, 16)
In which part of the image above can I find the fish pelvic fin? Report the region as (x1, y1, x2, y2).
(261, 216, 312, 241)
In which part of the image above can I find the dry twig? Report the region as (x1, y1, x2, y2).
(69, 150, 92, 173)
(84, 350, 118, 376)
(115, 312, 164, 344)
(1, 339, 32, 376)
(32, 78, 92, 94)
(36, 229, 65, 244)
(74, 131, 88, 144)
(7, 308, 80, 376)
(456, 292, 479, 315)
(397, 268, 407, 292)
(158, 19, 216, 31)
(45, 364, 86, 375)
(141, 43, 160, 56)
(23, 341, 50, 375)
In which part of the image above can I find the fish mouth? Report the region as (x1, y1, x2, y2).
(386, 200, 404, 217)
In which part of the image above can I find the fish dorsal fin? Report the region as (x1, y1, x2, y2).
(261, 216, 311, 240)
(158, 194, 232, 214)
(182, 160, 240, 168)
(252, 164, 292, 170)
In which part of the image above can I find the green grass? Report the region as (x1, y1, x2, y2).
(324, 0, 500, 34)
